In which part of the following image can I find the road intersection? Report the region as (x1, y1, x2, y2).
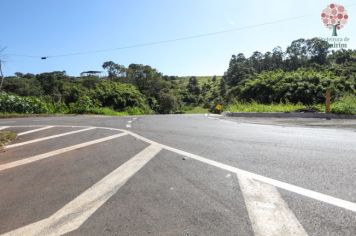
(0, 115, 355, 235)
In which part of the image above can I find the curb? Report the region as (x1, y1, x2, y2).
(223, 112, 356, 120)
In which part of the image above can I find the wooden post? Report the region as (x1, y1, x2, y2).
(325, 89, 331, 113)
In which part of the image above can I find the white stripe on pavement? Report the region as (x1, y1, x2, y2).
(0, 126, 9, 130)
(5, 127, 96, 149)
(237, 173, 307, 236)
(18, 126, 54, 136)
(35, 125, 356, 213)
(2, 144, 162, 236)
(159, 143, 356, 213)
(0, 133, 127, 172)
(5, 125, 356, 213)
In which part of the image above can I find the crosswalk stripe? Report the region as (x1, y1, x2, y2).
(0, 126, 9, 131)
(2, 144, 162, 236)
(5, 127, 96, 149)
(0, 133, 127, 172)
(17, 126, 54, 136)
(237, 173, 308, 236)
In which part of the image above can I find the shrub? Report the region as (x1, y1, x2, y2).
(331, 95, 356, 115)
(93, 81, 149, 111)
(0, 92, 53, 114)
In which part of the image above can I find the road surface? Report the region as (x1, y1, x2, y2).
(0, 114, 355, 236)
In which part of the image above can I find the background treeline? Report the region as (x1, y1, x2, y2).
(1, 37, 356, 115)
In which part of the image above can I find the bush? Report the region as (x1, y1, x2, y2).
(234, 69, 354, 105)
(158, 91, 181, 114)
(331, 95, 356, 115)
(0, 92, 53, 114)
(93, 81, 149, 111)
(68, 96, 96, 114)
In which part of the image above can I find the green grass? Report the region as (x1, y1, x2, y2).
(183, 106, 209, 114)
(177, 76, 222, 86)
(0, 131, 17, 148)
(331, 95, 356, 115)
(225, 102, 306, 113)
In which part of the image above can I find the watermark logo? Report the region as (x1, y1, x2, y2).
(321, 3, 348, 37)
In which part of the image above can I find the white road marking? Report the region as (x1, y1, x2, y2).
(159, 144, 356, 213)
(25, 125, 356, 213)
(0, 126, 9, 130)
(127, 120, 132, 124)
(0, 133, 127, 172)
(2, 144, 162, 236)
(132, 117, 137, 120)
(5, 125, 356, 213)
(237, 173, 307, 236)
(5, 127, 96, 149)
(126, 124, 132, 128)
(17, 126, 54, 136)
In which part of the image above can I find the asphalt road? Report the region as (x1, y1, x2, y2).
(0, 114, 355, 236)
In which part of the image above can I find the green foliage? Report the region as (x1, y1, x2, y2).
(331, 95, 356, 115)
(0, 92, 54, 114)
(230, 69, 354, 105)
(2, 38, 355, 116)
(93, 81, 149, 111)
(69, 96, 95, 114)
(226, 102, 305, 113)
(158, 91, 181, 114)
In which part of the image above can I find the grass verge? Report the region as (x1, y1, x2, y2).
(0, 131, 17, 149)
(225, 102, 306, 113)
(331, 95, 356, 115)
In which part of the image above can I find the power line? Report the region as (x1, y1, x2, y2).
(7, 3, 356, 59)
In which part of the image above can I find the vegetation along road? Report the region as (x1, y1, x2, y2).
(0, 114, 355, 235)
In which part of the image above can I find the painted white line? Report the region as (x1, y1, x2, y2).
(5, 127, 96, 149)
(132, 117, 137, 120)
(7, 125, 356, 212)
(18, 126, 54, 136)
(0, 133, 127, 172)
(237, 173, 307, 236)
(126, 124, 132, 128)
(2, 144, 162, 236)
(127, 120, 132, 124)
(0, 126, 9, 131)
(159, 144, 356, 213)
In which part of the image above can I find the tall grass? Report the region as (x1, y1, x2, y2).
(331, 95, 356, 115)
(225, 102, 305, 113)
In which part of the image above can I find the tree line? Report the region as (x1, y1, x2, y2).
(0, 37, 355, 114)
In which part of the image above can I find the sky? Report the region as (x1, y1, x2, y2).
(1, 0, 355, 76)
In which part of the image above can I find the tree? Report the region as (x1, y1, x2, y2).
(321, 4, 348, 36)
(271, 46, 285, 69)
(102, 61, 126, 80)
(158, 91, 181, 114)
(187, 77, 200, 95)
(306, 38, 330, 64)
(219, 78, 226, 97)
(223, 53, 254, 86)
(286, 39, 308, 70)
(249, 51, 264, 73)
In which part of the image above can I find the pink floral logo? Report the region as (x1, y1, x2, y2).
(321, 3, 348, 36)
